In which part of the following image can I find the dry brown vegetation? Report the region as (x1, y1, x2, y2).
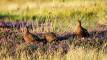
(0, 0, 107, 60)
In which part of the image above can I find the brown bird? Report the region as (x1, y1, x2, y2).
(20, 27, 43, 44)
(74, 20, 89, 38)
(43, 32, 57, 43)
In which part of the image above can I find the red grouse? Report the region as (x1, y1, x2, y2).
(20, 27, 43, 44)
(74, 20, 89, 38)
(43, 32, 57, 43)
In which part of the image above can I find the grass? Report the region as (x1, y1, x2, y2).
(0, 29, 107, 60)
(1, 39, 107, 60)
(0, 0, 107, 60)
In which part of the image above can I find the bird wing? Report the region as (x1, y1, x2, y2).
(31, 33, 43, 42)
(82, 27, 89, 36)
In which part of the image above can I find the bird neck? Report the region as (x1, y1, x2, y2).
(78, 22, 82, 27)
(24, 30, 30, 35)
(77, 20, 81, 27)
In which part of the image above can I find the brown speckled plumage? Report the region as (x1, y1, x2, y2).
(21, 27, 43, 44)
(74, 20, 89, 38)
(43, 32, 57, 43)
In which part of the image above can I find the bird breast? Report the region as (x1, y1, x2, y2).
(75, 26, 82, 34)
(23, 33, 35, 42)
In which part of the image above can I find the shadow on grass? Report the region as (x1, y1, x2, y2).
(0, 21, 107, 41)
(57, 30, 107, 41)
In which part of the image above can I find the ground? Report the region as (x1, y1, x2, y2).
(0, 0, 107, 60)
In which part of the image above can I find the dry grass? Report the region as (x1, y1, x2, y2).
(0, 0, 107, 60)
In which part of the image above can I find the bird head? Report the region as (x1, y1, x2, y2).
(20, 26, 29, 34)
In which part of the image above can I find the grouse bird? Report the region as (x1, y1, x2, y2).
(43, 32, 57, 43)
(20, 27, 44, 44)
(74, 20, 89, 38)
